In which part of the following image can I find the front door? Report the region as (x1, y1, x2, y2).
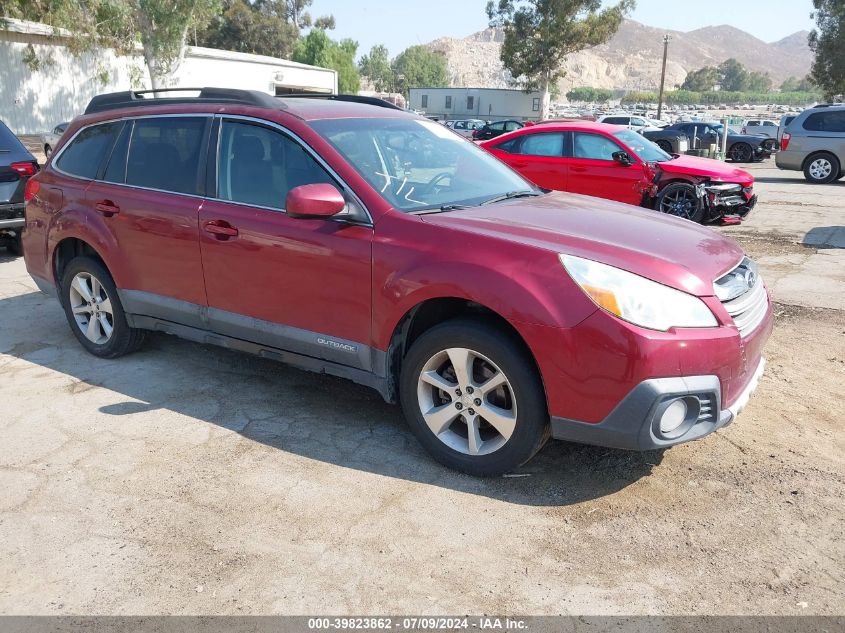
(198, 118, 374, 370)
(566, 131, 645, 205)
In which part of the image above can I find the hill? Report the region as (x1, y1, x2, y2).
(426, 20, 813, 94)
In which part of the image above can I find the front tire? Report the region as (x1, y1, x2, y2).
(655, 182, 705, 223)
(803, 153, 840, 184)
(59, 256, 146, 358)
(400, 319, 549, 476)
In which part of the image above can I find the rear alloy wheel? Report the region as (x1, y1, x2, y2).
(656, 182, 705, 223)
(60, 256, 146, 358)
(656, 140, 672, 153)
(400, 319, 548, 476)
(728, 143, 753, 162)
(803, 154, 840, 184)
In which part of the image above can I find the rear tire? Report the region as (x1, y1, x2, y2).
(803, 153, 840, 184)
(44, 144, 52, 158)
(399, 319, 549, 476)
(655, 140, 672, 153)
(728, 142, 753, 162)
(655, 182, 705, 223)
(7, 233, 23, 256)
(59, 256, 146, 358)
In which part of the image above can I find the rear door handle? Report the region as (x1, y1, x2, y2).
(204, 220, 239, 240)
(571, 166, 588, 173)
(95, 200, 120, 217)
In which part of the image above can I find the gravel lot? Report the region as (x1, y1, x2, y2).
(0, 160, 842, 615)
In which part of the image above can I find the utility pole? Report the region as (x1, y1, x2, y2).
(657, 34, 671, 121)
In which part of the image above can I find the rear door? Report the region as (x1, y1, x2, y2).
(84, 115, 209, 312)
(490, 131, 568, 191)
(198, 117, 374, 370)
(566, 131, 645, 205)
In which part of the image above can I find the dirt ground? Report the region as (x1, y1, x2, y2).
(0, 161, 842, 615)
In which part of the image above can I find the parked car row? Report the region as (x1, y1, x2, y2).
(20, 87, 773, 476)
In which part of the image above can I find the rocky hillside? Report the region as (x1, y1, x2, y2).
(427, 20, 813, 94)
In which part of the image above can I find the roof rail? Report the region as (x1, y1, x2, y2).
(84, 87, 280, 114)
(278, 93, 406, 111)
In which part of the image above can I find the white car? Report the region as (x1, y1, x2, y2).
(41, 122, 69, 157)
(598, 114, 662, 132)
(741, 119, 779, 138)
(444, 119, 485, 139)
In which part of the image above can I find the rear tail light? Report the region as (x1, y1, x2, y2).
(781, 132, 791, 150)
(24, 177, 40, 202)
(10, 161, 37, 177)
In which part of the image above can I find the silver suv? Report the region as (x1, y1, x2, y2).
(776, 105, 845, 184)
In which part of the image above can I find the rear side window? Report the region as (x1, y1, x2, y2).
(55, 122, 121, 179)
(803, 111, 845, 133)
(216, 120, 335, 210)
(747, 121, 760, 126)
(0, 120, 26, 151)
(517, 132, 566, 157)
(126, 117, 207, 195)
(603, 117, 627, 125)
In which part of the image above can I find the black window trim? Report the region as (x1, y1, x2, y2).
(52, 113, 213, 200)
(208, 114, 373, 226)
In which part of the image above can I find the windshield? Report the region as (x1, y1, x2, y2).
(613, 129, 671, 162)
(310, 118, 535, 212)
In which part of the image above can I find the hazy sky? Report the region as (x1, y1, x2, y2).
(312, 0, 817, 59)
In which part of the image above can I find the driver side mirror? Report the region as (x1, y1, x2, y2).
(612, 150, 633, 166)
(286, 183, 346, 219)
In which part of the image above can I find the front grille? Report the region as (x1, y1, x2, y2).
(715, 257, 768, 337)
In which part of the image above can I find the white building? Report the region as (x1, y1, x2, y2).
(0, 18, 338, 134)
(408, 87, 544, 122)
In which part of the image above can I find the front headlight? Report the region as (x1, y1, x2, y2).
(560, 254, 718, 331)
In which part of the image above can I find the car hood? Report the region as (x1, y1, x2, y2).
(420, 192, 744, 297)
(654, 155, 754, 185)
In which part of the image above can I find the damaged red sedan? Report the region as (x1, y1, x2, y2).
(480, 121, 757, 224)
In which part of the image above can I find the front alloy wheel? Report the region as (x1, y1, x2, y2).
(417, 347, 517, 456)
(400, 319, 549, 476)
(657, 183, 704, 223)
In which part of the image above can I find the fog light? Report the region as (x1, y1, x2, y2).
(660, 399, 688, 435)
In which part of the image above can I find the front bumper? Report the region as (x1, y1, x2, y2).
(550, 357, 766, 451)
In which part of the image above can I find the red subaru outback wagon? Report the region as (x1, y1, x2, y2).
(23, 88, 772, 476)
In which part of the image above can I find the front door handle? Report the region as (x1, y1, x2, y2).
(95, 200, 120, 217)
(204, 220, 239, 240)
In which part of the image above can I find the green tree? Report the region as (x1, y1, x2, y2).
(1, 0, 222, 88)
(197, 0, 299, 59)
(566, 86, 612, 102)
(391, 45, 448, 96)
(809, 0, 845, 100)
(359, 44, 393, 92)
(486, 0, 635, 119)
(293, 29, 360, 93)
(719, 58, 748, 91)
(745, 70, 772, 92)
(284, 0, 332, 29)
(682, 66, 719, 91)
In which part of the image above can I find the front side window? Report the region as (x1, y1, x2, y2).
(311, 117, 534, 212)
(613, 129, 670, 163)
(217, 120, 334, 210)
(126, 117, 207, 195)
(573, 132, 624, 161)
(55, 122, 121, 179)
(505, 121, 521, 132)
(517, 132, 565, 157)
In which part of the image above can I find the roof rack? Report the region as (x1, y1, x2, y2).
(84, 87, 280, 114)
(278, 93, 406, 111)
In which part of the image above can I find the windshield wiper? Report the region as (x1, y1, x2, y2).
(412, 204, 472, 215)
(480, 190, 542, 206)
